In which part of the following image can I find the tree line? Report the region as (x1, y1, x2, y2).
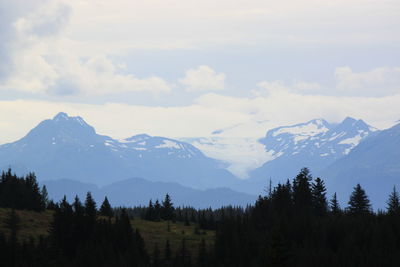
(1, 168, 400, 266)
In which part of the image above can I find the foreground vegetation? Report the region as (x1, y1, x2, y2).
(1, 168, 400, 266)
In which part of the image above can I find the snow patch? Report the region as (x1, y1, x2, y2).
(155, 140, 182, 149)
(338, 135, 362, 146)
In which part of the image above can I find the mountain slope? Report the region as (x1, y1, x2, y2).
(234, 117, 377, 194)
(320, 123, 400, 208)
(0, 112, 238, 189)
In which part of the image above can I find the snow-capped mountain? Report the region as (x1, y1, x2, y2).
(233, 117, 378, 194)
(260, 117, 377, 161)
(0, 112, 238, 188)
(321, 122, 400, 209)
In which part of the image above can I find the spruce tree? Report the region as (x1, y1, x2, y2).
(387, 186, 400, 215)
(99, 196, 113, 218)
(292, 168, 313, 212)
(84, 192, 97, 218)
(330, 192, 341, 214)
(162, 194, 174, 221)
(347, 184, 371, 214)
(154, 200, 161, 221)
(73, 195, 84, 216)
(41, 185, 49, 209)
(311, 177, 328, 216)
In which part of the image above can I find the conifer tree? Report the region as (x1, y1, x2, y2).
(145, 200, 154, 221)
(41, 185, 49, 209)
(347, 184, 371, 214)
(292, 168, 313, 212)
(311, 177, 328, 216)
(387, 186, 400, 215)
(99, 196, 113, 218)
(73, 195, 84, 216)
(330, 192, 341, 214)
(154, 200, 161, 221)
(84, 192, 97, 218)
(162, 194, 174, 221)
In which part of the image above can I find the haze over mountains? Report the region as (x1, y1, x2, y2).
(0, 112, 399, 209)
(0, 112, 237, 188)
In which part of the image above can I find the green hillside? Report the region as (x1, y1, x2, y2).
(0, 208, 214, 254)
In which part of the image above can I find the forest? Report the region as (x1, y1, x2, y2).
(1, 168, 400, 266)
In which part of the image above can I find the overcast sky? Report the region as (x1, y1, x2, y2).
(0, 0, 400, 143)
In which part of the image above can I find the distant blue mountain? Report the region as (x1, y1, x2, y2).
(233, 117, 378, 194)
(320, 123, 400, 209)
(0, 112, 238, 189)
(43, 178, 256, 209)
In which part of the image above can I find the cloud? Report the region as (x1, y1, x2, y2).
(0, 0, 172, 97)
(179, 65, 226, 92)
(253, 66, 400, 97)
(335, 66, 400, 96)
(253, 80, 322, 96)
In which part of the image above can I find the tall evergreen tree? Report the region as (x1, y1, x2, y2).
(292, 168, 313, 212)
(99, 196, 113, 218)
(84, 192, 97, 218)
(387, 186, 400, 215)
(145, 200, 155, 221)
(73, 195, 84, 216)
(312, 177, 328, 216)
(41, 185, 49, 209)
(154, 200, 161, 221)
(162, 194, 174, 221)
(347, 184, 371, 214)
(329, 192, 341, 214)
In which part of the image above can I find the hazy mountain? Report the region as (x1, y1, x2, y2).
(43, 178, 256, 209)
(233, 117, 378, 194)
(321, 123, 400, 209)
(0, 112, 238, 189)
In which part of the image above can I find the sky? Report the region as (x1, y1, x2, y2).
(1, 0, 400, 144)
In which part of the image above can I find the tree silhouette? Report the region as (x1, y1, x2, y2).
(312, 177, 328, 216)
(347, 184, 371, 214)
(387, 186, 400, 215)
(84, 192, 97, 218)
(329, 192, 341, 214)
(99, 196, 113, 218)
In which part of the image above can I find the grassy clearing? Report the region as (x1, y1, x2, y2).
(0, 208, 214, 255)
(132, 218, 215, 254)
(0, 208, 53, 242)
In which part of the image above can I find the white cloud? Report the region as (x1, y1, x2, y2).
(0, 0, 173, 96)
(64, 0, 400, 52)
(253, 80, 322, 96)
(179, 65, 226, 92)
(335, 66, 400, 96)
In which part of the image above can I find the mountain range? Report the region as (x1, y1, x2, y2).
(232, 117, 379, 194)
(0, 112, 399, 209)
(0, 112, 237, 189)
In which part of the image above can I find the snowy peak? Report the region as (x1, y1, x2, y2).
(260, 117, 377, 160)
(268, 119, 331, 141)
(119, 135, 203, 159)
(53, 112, 90, 128)
(261, 119, 332, 157)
